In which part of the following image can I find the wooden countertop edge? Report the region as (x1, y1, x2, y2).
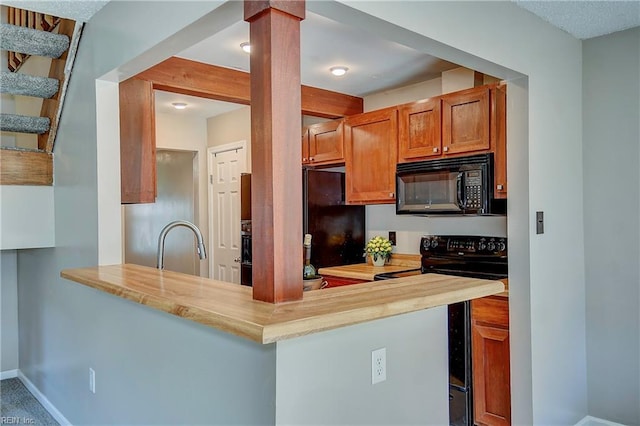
(60, 268, 265, 342)
(261, 282, 502, 343)
(61, 265, 504, 345)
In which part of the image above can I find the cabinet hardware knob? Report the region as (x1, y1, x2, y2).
(302, 157, 307, 161)
(443, 146, 449, 152)
(309, 157, 314, 161)
(433, 147, 439, 153)
(497, 184, 504, 190)
(389, 192, 394, 198)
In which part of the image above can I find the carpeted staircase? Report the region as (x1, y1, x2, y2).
(0, 8, 82, 185)
(1, 22, 69, 136)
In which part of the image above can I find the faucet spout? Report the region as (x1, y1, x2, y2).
(157, 220, 207, 270)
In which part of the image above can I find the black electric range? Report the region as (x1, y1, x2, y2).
(376, 235, 508, 426)
(425, 235, 507, 426)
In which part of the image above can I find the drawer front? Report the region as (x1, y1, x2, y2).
(323, 275, 368, 288)
(471, 296, 509, 328)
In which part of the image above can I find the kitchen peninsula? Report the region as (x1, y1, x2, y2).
(60, 263, 502, 424)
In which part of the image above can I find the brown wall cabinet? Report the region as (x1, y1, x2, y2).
(471, 295, 511, 426)
(302, 119, 345, 166)
(442, 86, 491, 155)
(344, 107, 398, 205)
(398, 84, 507, 198)
(491, 85, 507, 199)
(119, 78, 156, 204)
(398, 98, 442, 162)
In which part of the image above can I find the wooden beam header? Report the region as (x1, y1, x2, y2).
(136, 57, 363, 118)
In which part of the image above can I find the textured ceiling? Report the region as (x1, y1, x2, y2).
(3, 1, 637, 39)
(515, 0, 640, 39)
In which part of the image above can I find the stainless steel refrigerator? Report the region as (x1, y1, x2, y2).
(303, 168, 365, 269)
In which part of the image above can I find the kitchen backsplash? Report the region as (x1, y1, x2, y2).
(366, 204, 507, 255)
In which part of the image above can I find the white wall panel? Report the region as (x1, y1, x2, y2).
(0, 186, 54, 249)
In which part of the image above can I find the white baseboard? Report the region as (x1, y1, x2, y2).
(17, 370, 72, 426)
(575, 415, 627, 426)
(1, 369, 18, 380)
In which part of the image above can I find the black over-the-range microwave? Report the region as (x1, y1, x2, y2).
(396, 153, 506, 216)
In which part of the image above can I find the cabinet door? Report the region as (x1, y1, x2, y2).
(119, 78, 156, 204)
(344, 107, 398, 204)
(398, 98, 442, 162)
(302, 128, 310, 165)
(323, 275, 368, 288)
(491, 84, 507, 198)
(442, 87, 490, 155)
(308, 119, 344, 165)
(472, 296, 511, 426)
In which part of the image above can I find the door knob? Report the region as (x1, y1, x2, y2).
(234, 257, 241, 263)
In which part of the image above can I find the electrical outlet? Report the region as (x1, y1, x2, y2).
(89, 367, 96, 394)
(371, 347, 387, 384)
(388, 231, 396, 246)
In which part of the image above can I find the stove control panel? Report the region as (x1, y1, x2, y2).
(420, 235, 507, 257)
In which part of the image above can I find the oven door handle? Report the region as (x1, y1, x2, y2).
(456, 172, 464, 209)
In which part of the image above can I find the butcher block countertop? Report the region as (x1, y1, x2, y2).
(61, 263, 504, 344)
(318, 263, 420, 281)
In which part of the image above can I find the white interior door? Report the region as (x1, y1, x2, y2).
(208, 142, 247, 283)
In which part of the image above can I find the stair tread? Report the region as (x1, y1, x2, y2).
(1, 71, 59, 99)
(0, 113, 50, 134)
(1, 23, 70, 59)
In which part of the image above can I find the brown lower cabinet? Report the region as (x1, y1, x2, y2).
(471, 295, 511, 426)
(322, 275, 367, 288)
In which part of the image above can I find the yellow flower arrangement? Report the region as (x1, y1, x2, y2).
(364, 235, 393, 262)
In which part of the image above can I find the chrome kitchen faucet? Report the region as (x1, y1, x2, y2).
(157, 220, 207, 270)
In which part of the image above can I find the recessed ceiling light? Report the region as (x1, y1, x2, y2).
(330, 66, 349, 77)
(171, 102, 187, 110)
(240, 42, 251, 53)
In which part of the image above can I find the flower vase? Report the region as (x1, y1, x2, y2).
(372, 256, 385, 267)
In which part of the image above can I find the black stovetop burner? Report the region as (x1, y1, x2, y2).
(420, 235, 508, 281)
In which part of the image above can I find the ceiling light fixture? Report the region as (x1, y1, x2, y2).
(240, 42, 251, 53)
(330, 66, 349, 77)
(171, 102, 187, 110)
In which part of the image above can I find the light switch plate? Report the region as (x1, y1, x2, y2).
(536, 211, 544, 234)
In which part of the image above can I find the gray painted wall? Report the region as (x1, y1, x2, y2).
(1, 250, 19, 374)
(331, 1, 586, 423)
(16, 1, 276, 424)
(583, 27, 640, 425)
(275, 308, 449, 425)
(18, 266, 276, 425)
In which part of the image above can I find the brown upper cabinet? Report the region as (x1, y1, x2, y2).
(344, 107, 398, 205)
(398, 98, 442, 161)
(119, 78, 156, 204)
(344, 83, 506, 205)
(302, 119, 345, 166)
(441, 86, 491, 155)
(491, 84, 507, 199)
(397, 83, 507, 199)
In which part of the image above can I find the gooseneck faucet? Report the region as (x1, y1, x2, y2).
(157, 220, 207, 270)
